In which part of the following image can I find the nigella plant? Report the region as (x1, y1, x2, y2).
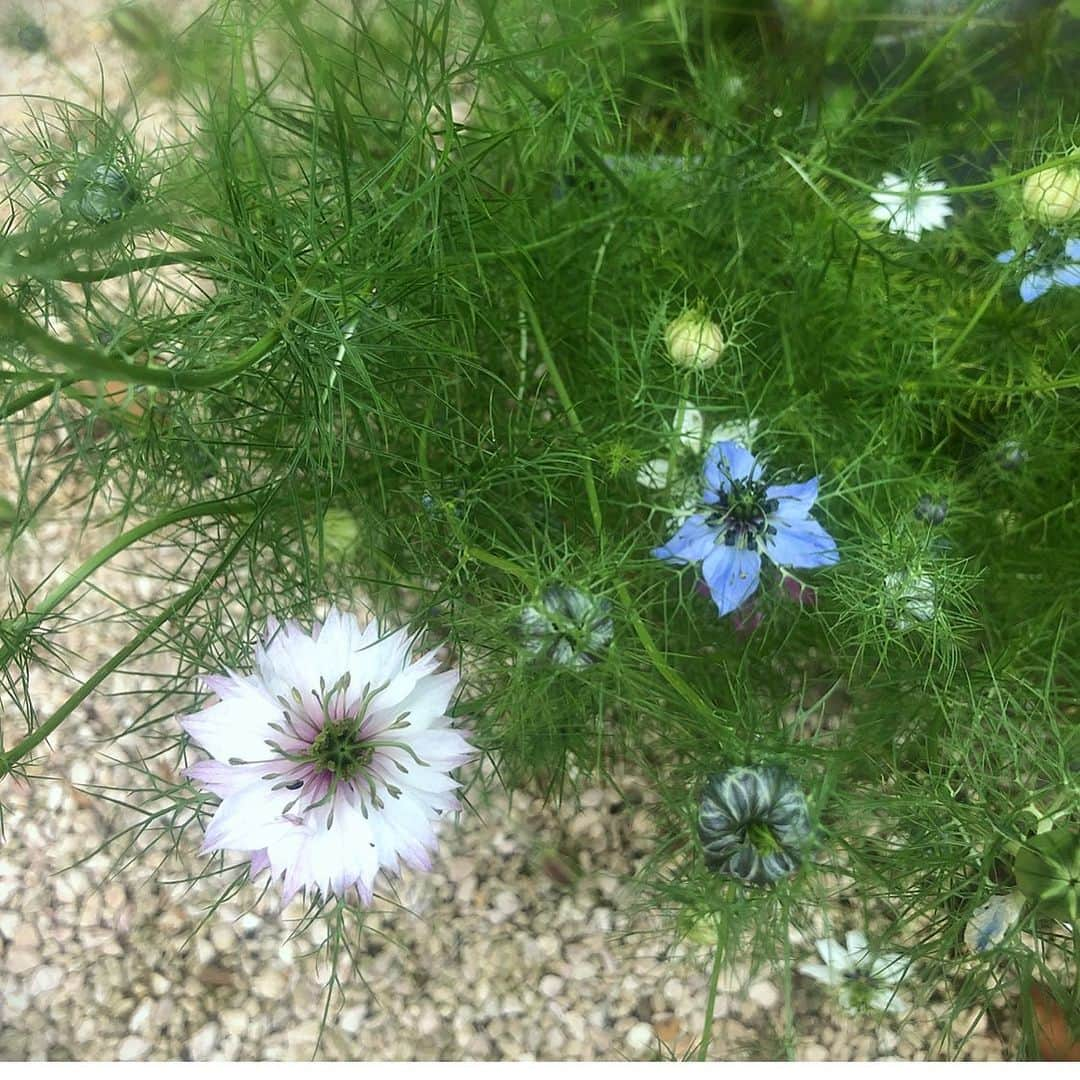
(517, 584, 614, 669)
(653, 441, 839, 616)
(698, 765, 813, 885)
(182, 608, 475, 905)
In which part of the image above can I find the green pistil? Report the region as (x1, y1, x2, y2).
(746, 819, 781, 857)
(310, 718, 373, 779)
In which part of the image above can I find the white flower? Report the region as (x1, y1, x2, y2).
(637, 402, 759, 523)
(182, 608, 475, 905)
(884, 570, 936, 629)
(870, 170, 952, 241)
(798, 931, 911, 1016)
(964, 892, 1025, 954)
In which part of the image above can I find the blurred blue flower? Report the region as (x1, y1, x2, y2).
(996, 236, 1080, 303)
(652, 442, 839, 617)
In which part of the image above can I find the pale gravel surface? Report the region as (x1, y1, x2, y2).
(0, 1, 1012, 1061)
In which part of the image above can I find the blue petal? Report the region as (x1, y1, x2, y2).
(1065, 237, 1080, 261)
(765, 516, 839, 569)
(652, 514, 716, 565)
(1051, 262, 1080, 289)
(1020, 270, 1054, 303)
(701, 544, 761, 616)
(995, 249, 1017, 265)
(704, 441, 762, 495)
(765, 477, 818, 519)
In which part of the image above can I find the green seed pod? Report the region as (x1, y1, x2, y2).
(1013, 827, 1080, 921)
(517, 584, 614, 669)
(698, 765, 812, 886)
(63, 161, 138, 225)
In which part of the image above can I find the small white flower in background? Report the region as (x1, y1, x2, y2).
(637, 401, 759, 523)
(965, 892, 1025, 954)
(870, 169, 952, 241)
(182, 608, 475, 905)
(884, 570, 936, 629)
(798, 931, 911, 1016)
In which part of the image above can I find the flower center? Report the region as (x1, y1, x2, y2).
(309, 717, 373, 780)
(745, 819, 782, 856)
(706, 478, 777, 546)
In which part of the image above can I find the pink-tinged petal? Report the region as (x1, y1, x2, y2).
(381, 669, 459, 733)
(202, 782, 298, 852)
(185, 759, 269, 796)
(248, 849, 271, 877)
(372, 753, 462, 795)
(393, 727, 475, 769)
(181, 684, 282, 764)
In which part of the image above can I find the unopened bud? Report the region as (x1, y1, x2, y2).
(664, 310, 726, 370)
(1021, 165, 1080, 225)
(309, 508, 359, 563)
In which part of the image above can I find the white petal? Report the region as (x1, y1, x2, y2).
(815, 936, 853, 972)
(636, 458, 670, 490)
(676, 404, 705, 451)
(368, 668, 458, 735)
(182, 676, 281, 763)
(202, 781, 299, 853)
(844, 930, 869, 955)
(797, 962, 844, 987)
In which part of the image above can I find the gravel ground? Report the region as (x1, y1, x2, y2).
(0, 0, 1015, 1062)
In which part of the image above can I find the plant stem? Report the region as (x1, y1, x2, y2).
(523, 295, 719, 725)
(0, 495, 251, 669)
(857, 0, 988, 125)
(0, 529, 248, 778)
(0, 297, 282, 390)
(698, 940, 725, 1061)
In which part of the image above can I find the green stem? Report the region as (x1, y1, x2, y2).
(0, 496, 251, 668)
(698, 941, 725, 1061)
(858, 0, 988, 125)
(0, 530, 247, 778)
(474, 0, 629, 198)
(522, 295, 718, 724)
(6, 251, 211, 283)
(938, 271, 1007, 370)
(463, 544, 535, 585)
(781, 150, 1079, 197)
(0, 375, 82, 420)
(0, 296, 282, 390)
(523, 297, 603, 536)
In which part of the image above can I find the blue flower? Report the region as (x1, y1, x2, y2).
(996, 236, 1080, 303)
(652, 442, 839, 617)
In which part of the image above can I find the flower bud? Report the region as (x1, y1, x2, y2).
(517, 584, 613, 669)
(308, 508, 359, 563)
(63, 161, 138, 225)
(914, 494, 948, 525)
(664, 309, 725, 370)
(1021, 165, 1080, 225)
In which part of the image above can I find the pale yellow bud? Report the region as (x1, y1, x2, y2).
(308, 508, 360, 563)
(1021, 165, 1080, 225)
(664, 310, 726, 370)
